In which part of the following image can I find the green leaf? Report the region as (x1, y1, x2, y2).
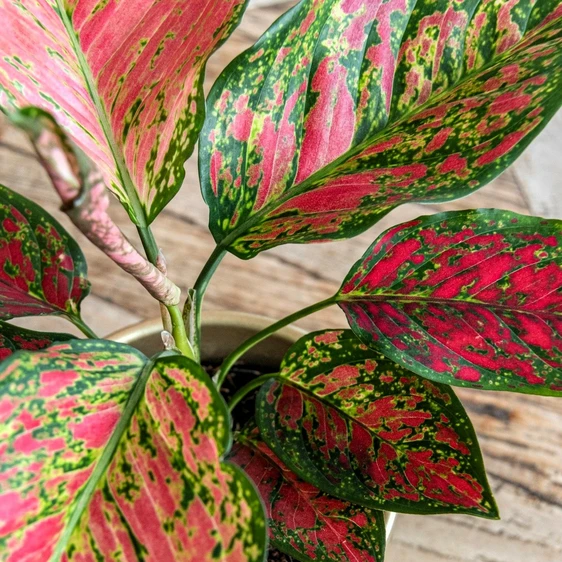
(0, 345, 267, 561)
(338, 209, 562, 396)
(0, 320, 74, 361)
(230, 425, 386, 562)
(256, 330, 498, 519)
(0, 0, 248, 223)
(201, 0, 562, 258)
(0, 183, 89, 321)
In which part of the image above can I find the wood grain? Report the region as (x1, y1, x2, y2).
(512, 111, 562, 219)
(1, 2, 561, 561)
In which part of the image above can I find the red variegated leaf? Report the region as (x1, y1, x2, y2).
(338, 209, 562, 396)
(256, 330, 498, 518)
(0, 0, 247, 223)
(0, 345, 267, 561)
(201, 0, 562, 258)
(0, 183, 89, 321)
(0, 320, 74, 360)
(229, 426, 386, 562)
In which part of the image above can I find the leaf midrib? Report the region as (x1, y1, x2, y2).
(54, 1, 148, 227)
(279, 375, 433, 451)
(336, 293, 562, 317)
(49, 357, 152, 561)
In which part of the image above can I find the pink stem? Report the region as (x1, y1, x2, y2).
(31, 120, 181, 307)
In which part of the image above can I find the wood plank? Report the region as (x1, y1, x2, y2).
(511, 111, 562, 219)
(11, 295, 142, 338)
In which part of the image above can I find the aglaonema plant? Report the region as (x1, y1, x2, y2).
(0, 0, 561, 560)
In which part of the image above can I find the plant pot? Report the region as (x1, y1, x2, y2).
(109, 310, 305, 367)
(109, 311, 396, 555)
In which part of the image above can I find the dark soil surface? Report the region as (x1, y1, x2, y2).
(204, 361, 296, 562)
(204, 360, 263, 432)
(266, 549, 295, 562)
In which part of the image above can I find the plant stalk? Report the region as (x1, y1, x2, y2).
(136, 225, 194, 360)
(69, 316, 100, 339)
(190, 245, 227, 359)
(136, 225, 159, 264)
(228, 373, 276, 412)
(15, 111, 192, 356)
(166, 305, 195, 359)
(215, 296, 337, 388)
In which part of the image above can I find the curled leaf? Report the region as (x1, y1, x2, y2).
(230, 426, 386, 562)
(13, 109, 181, 306)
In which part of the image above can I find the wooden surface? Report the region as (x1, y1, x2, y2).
(1, 3, 562, 561)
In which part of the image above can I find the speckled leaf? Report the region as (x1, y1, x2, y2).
(0, 320, 74, 360)
(65, 354, 267, 562)
(229, 426, 386, 562)
(0, 347, 267, 561)
(201, 0, 562, 258)
(0, 340, 147, 561)
(0, 0, 248, 223)
(339, 209, 562, 396)
(0, 183, 89, 321)
(256, 330, 497, 518)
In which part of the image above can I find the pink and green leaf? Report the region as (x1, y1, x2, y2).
(338, 209, 562, 396)
(0, 321, 74, 361)
(256, 330, 498, 518)
(229, 426, 386, 562)
(0, 340, 146, 560)
(201, 0, 562, 258)
(0, 345, 267, 561)
(0, 0, 248, 223)
(0, 183, 89, 321)
(64, 355, 266, 562)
